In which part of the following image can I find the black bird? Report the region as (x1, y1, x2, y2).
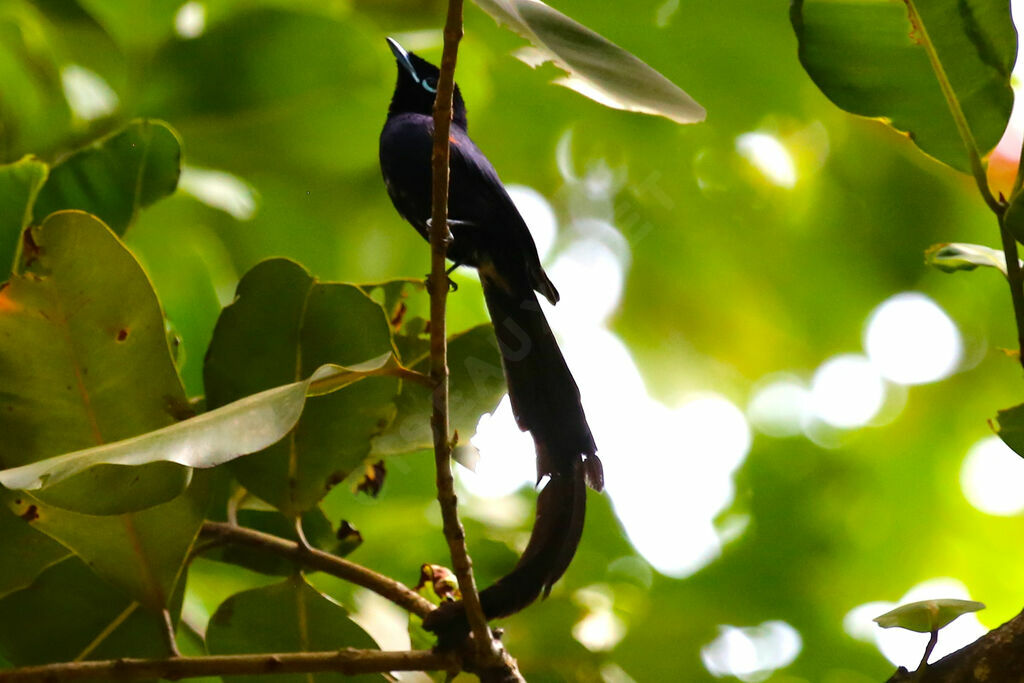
(379, 38, 604, 642)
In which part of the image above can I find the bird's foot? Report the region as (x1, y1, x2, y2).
(425, 272, 458, 293)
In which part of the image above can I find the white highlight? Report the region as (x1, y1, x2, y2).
(179, 166, 258, 220)
(461, 396, 535, 499)
(961, 436, 1024, 516)
(701, 621, 802, 681)
(736, 133, 797, 189)
(747, 375, 810, 438)
(845, 579, 986, 668)
(864, 293, 962, 385)
(810, 354, 886, 429)
(174, 2, 207, 39)
(61, 65, 119, 121)
(507, 185, 557, 261)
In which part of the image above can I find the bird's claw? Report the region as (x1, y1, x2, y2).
(424, 273, 458, 294)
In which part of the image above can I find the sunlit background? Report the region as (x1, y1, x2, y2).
(11, 0, 1024, 679)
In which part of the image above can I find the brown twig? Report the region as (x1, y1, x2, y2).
(199, 522, 434, 618)
(0, 649, 452, 681)
(428, 0, 494, 659)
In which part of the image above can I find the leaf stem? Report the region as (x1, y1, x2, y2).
(199, 522, 434, 618)
(428, 0, 495, 660)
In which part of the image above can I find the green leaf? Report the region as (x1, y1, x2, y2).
(206, 576, 382, 683)
(995, 403, 1024, 457)
(373, 323, 505, 457)
(0, 155, 47, 276)
(31, 119, 182, 236)
(3, 474, 207, 611)
(873, 598, 985, 632)
(924, 242, 1016, 276)
(0, 557, 176, 665)
(76, 0, 181, 53)
(791, 0, 1015, 171)
(0, 210, 190, 515)
(0, 358, 394, 492)
(0, 506, 69, 600)
(204, 259, 400, 517)
(472, 0, 705, 124)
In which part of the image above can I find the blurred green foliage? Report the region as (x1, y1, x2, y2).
(1, 0, 1023, 681)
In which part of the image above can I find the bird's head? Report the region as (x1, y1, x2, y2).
(386, 37, 468, 130)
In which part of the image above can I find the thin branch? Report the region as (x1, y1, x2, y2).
(199, 522, 434, 618)
(0, 649, 452, 681)
(428, 0, 493, 658)
(998, 220, 1024, 367)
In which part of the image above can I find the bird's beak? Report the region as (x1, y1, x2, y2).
(386, 37, 421, 84)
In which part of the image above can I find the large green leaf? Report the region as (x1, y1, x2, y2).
(0, 357, 395, 492)
(791, 0, 1015, 171)
(205, 576, 382, 683)
(0, 155, 46, 275)
(31, 120, 182, 235)
(3, 478, 205, 612)
(874, 598, 985, 633)
(0, 5, 72, 160)
(76, 0, 180, 53)
(0, 506, 69, 600)
(204, 259, 400, 517)
(373, 323, 506, 457)
(0, 210, 190, 515)
(139, 9, 383, 176)
(0, 557, 176, 665)
(473, 0, 705, 124)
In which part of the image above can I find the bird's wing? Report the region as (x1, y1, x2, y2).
(448, 127, 558, 303)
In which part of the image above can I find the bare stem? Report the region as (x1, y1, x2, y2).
(998, 220, 1024, 368)
(428, 0, 494, 659)
(199, 522, 434, 618)
(0, 650, 452, 681)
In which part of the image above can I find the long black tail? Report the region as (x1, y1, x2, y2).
(422, 269, 602, 644)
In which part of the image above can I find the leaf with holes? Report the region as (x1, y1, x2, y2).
(206, 576, 381, 683)
(204, 259, 401, 517)
(791, 0, 1015, 171)
(473, 0, 705, 124)
(0, 210, 190, 515)
(0, 156, 47, 276)
(31, 119, 181, 236)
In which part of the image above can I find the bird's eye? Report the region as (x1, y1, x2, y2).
(422, 77, 438, 94)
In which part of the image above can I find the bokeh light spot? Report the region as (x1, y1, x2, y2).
(174, 2, 206, 39)
(747, 374, 809, 437)
(864, 292, 962, 385)
(61, 65, 119, 121)
(507, 185, 557, 262)
(736, 133, 797, 189)
(961, 436, 1024, 516)
(810, 354, 886, 429)
(701, 621, 802, 681)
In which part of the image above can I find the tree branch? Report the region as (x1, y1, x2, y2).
(428, 0, 494, 659)
(0, 649, 452, 681)
(199, 522, 434, 618)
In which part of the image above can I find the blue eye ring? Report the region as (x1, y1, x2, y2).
(422, 78, 438, 93)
